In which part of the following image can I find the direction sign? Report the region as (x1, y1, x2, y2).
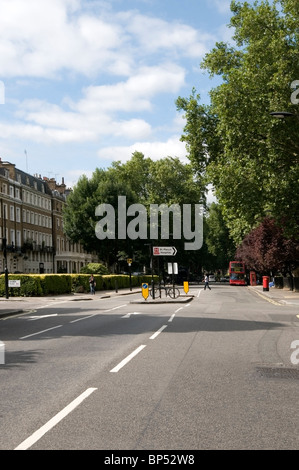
(153, 246, 177, 256)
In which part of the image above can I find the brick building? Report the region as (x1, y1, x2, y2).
(0, 159, 98, 274)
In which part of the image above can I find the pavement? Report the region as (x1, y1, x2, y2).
(247, 284, 299, 306)
(0, 284, 299, 319)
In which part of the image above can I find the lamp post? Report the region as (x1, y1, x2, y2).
(2, 206, 9, 299)
(145, 242, 154, 299)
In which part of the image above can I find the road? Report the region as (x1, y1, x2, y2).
(0, 284, 298, 451)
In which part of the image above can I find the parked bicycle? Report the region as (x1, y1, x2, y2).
(149, 285, 180, 299)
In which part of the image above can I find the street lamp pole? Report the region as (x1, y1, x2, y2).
(145, 242, 154, 299)
(2, 205, 9, 299)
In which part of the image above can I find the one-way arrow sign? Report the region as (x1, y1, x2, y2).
(153, 246, 177, 256)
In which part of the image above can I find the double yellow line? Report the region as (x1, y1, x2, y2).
(248, 287, 282, 306)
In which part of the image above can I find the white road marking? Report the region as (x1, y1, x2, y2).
(109, 304, 127, 311)
(15, 388, 97, 450)
(149, 325, 168, 339)
(70, 304, 128, 323)
(26, 314, 58, 321)
(169, 314, 175, 322)
(20, 325, 63, 340)
(110, 345, 146, 373)
(122, 312, 141, 318)
(70, 314, 96, 323)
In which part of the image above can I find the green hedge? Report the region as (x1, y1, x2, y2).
(0, 273, 158, 297)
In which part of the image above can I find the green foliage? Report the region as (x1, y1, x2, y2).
(63, 151, 205, 270)
(40, 275, 72, 295)
(80, 263, 109, 275)
(205, 203, 236, 269)
(178, 0, 299, 243)
(0, 274, 43, 297)
(0, 273, 158, 297)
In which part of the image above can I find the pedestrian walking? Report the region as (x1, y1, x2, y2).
(204, 274, 211, 290)
(89, 274, 96, 295)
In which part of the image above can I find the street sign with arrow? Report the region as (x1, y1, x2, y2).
(153, 246, 177, 256)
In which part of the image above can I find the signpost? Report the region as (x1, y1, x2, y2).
(142, 283, 149, 300)
(153, 246, 177, 256)
(127, 258, 132, 291)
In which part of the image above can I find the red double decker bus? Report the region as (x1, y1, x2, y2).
(229, 261, 246, 285)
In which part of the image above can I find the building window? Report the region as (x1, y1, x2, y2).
(10, 205, 14, 221)
(16, 207, 21, 222)
(16, 231, 21, 247)
(3, 204, 7, 219)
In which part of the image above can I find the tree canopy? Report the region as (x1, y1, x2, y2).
(177, 0, 299, 244)
(63, 152, 206, 271)
(235, 217, 299, 274)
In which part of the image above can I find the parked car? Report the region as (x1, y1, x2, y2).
(209, 275, 216, 282)
(220, 276, 229, 282)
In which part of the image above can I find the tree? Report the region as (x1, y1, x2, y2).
(63, 167, 137, 267)
(177, 0, 299, 244)
(205, 203, 236, 270)
(63, 153, 205, 272)
(235, 217, 299, 275)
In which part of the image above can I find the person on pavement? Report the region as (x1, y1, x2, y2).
(204, 274, 211, 290)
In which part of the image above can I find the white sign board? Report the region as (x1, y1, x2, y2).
(153, 246, 177, 256)
(8, 280, 20, 287)
(168, 263, 178, 275)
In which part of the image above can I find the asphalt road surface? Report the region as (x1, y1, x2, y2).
(0, 284, 298, 451)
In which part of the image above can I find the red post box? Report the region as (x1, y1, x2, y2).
(263, 276, 269, 291)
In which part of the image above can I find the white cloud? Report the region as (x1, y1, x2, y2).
(97, 136, 187, 163)
(122, 12, 214, 59)
(0, 0, 129, 78)
(0, 0, 216, 78)
(4, 62, 185, 144)
(76, 63, 185, 113)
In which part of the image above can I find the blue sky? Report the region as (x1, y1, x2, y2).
(0, 0, 237, 188)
